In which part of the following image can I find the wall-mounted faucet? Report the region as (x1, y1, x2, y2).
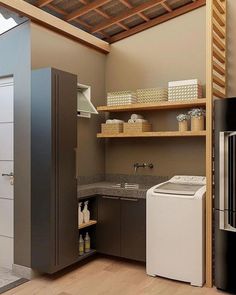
(134, 163, 154, 173)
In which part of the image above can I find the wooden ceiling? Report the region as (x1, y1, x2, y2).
(24, 0, 206, 43)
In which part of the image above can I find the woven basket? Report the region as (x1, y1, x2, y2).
(123, 122, 152, 133)
(137, 88, 168, 103)
(191, 116, 205, 131)
(101, 123, 123, 134)
(178, 120, 188, 132)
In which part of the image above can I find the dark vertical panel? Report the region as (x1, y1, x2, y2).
(56, 69, 78, 267)
(31, 68, 54, 271)
(31, 68, 78, 273)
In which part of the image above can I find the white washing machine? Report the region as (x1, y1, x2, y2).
(146, 175, 206, 287)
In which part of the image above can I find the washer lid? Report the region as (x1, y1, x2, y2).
(154, 182, 204, 196)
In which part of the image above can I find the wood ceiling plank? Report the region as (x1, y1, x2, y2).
(37, 0, 54, 8)
(47, 4, 67, 15)
(109, 0, 206, 43)
(92, 0, 165, 33)
(0, 0, 110, 53)
(119, 0, 149, 21)
(65, 0, 111, 21)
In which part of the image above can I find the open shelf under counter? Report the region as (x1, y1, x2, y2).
(77, 249, 97, 262)
(79, 220, 97, 229)
(97, 131, 206, 138)
(97, 99, 206, 113)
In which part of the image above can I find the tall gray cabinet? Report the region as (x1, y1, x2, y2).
(31, 68, 78, 273)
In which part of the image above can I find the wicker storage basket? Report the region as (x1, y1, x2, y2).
(107, 91, 137, 106)
(123, 122, 152, 133)
(136, 88, 168, 103)
(168, 79, 203, 101)
(191, 116, 204, 131)
(101, 123, 123, 134)
(102, 123, 124, 134)
(178, 120, 188, 132)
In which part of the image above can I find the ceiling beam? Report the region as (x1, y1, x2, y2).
(65, 0, 111, 21)
(161, 1, 173, 12)
(109, 0, 206, 43)
(119, 0, 149, 21)
(0, 0, 110, 53)
(78, 0, 129, 33)
(37, 0, 54, 8)
(92, 0, 165, 33)
(47, 3, 110, 38)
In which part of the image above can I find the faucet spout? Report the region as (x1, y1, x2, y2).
(134, 162, 154, 173)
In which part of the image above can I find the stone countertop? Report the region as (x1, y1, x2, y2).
(78, 182, 152, 200)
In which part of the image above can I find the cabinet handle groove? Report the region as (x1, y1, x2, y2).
(102, 196, 119, 200)
(120, 198, 138, 202)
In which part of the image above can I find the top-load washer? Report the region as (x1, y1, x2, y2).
(146, 175, 206, 287)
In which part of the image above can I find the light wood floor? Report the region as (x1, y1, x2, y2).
(5, 256, 226, 295)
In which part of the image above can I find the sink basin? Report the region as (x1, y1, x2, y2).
(110, 183, 139, 190)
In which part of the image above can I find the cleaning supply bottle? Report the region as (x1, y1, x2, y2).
(84, 232, 91, 253)
(83, 201, 90, 223)
(78, 202, 83, 226)
(79, 234, 84, 256)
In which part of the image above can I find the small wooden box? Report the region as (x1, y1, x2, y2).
(101, 123, 123, 134)
(123, 122, 152, 133)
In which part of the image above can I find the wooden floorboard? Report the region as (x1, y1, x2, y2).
(4, 256, 225, 295)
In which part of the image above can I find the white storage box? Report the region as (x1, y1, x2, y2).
(168, 79, 203, 101)
(107, 91, 137, 106)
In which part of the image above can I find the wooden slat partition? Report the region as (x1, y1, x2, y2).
(206, 0, 227, 288)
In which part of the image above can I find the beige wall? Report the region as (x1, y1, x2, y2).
(31, 23, 106, 177)
(105, 7, 206, 177)
(227, 0, 236, 97)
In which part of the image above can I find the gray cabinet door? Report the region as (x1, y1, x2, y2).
(120, 198, 146, 262)
(56, 70, 78, 270)
(97, 196, 121, 256)
(31, 68, 78, 273)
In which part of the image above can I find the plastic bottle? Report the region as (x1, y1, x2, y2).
(78, 202, 83, 226)
(83, 201, 90, 223)
(79, 234, 84, 256)
(84, 232, 91, 253)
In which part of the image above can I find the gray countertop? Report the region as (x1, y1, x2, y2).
(78, 182, 152, 200)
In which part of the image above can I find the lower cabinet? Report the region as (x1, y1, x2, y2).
(96, 196, 121, 256)
(97, 196, 146, 262)
(120, 198, 146, 262)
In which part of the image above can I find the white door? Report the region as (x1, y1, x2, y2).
(0, 77, 14, 269)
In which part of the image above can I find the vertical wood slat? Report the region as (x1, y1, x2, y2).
(206, 0, 214, 287)
(206, 0, 227, 288)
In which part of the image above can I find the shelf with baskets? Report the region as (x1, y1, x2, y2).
(97, 131, 206, 138)
(97, 99, 206, 113)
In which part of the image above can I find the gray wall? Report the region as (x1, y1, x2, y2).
(31, 23, 106, 179)
(105, 7, 206, 177)
(0, 22, 31, 267)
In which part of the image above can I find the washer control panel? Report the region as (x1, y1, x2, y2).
(170, 175, 206, 185)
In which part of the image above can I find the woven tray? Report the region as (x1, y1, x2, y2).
(101, 123, 123, 134)
(123, 122, 152, 133)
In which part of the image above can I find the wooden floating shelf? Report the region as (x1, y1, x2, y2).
(97, 131, 206, 138)
(79, 220, 97, 229)
(97, 99, 206, 113)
